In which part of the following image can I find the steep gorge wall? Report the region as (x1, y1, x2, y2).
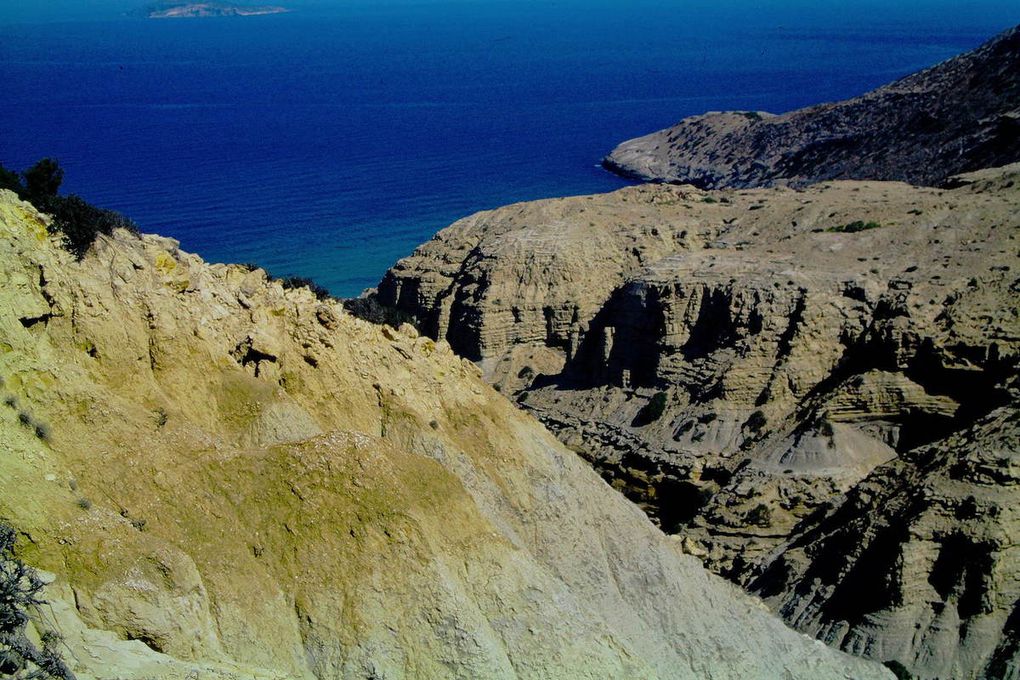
(0, 190, 888, 679)
(375, 166, 1020, 678)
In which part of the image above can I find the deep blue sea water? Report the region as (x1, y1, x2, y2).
(2, 1, 1017, 296)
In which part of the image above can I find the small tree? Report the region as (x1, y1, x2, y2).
(22, 159, 64, 202)
(48, 195, 138, 260)
(0, 523, 75, 679)
(0, 164, 24, 197)
(2, 158, 138, 260)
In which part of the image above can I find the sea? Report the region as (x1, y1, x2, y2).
(2, 0, 1017, 296)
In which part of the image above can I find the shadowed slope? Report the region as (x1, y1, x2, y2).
(603, 25, 1020, 188)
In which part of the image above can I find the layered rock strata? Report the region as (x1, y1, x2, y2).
(0, 189, 887, 679)
(375, 164, 1020, 678)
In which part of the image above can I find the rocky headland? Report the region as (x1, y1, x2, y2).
(375, 164, 1020, 678)
(602, 25, 1020, 188)
(0, 188, 889, 678)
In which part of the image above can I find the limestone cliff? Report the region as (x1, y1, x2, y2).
(602, 25, 1020, 188)
(375, 164, 1020, 678)
(0, 189, 887, 679)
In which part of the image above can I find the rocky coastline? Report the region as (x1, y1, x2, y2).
(602, 26, 1020, 189)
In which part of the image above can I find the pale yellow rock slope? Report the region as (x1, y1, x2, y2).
(0, 189, 889, 679)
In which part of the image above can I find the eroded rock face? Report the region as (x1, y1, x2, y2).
(0, 190, 887, 679)
(751, 406, 1020, 680)
(602, 25, 1020, 189)
(375, 164, 1020, 678)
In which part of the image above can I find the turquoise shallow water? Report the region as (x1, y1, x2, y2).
(1, 1, 1017, 296)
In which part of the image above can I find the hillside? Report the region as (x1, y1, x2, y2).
(602, 25, 1020, 188)
(0, 189, 888, 678)
(375, 164, 1020, 678)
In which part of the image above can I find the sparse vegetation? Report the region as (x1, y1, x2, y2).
(632, 391, 669, 427)
(33, 424, 49, 442)
(0, 522, 76, 679)
(828, 220, 882, 233)
(234, 265, 336, 303)
(342, 295, 413, 327)
(745, 410, 767, 432)
(22, 159, 64, 200)
(12, 408, 49, 442)
(747, 503, 773, 527)
(48, 195, 139, 259)
(1, 158, 138, 259)
(75, 498, 92, 511)
(278, 275, 331, 301)
(0, 166, 23, 196)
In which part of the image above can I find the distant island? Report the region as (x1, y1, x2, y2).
(144, 2, 288, 18)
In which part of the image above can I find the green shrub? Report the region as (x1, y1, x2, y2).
(745, 410, 767, 432)
(828, 220, 882, 233)
(1, 159, 137, 260)
(33, 423, 50, 441)
(47, 195, 138, 259)
(342, 296, 413, 327)
(747, 503, 773, 527)
(0, 522, 76, 679)
(0, 166, 24, 197)
(278, 275, 331, 301)
(22, 159, 64, 201)
(632, 391, 669, 427)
